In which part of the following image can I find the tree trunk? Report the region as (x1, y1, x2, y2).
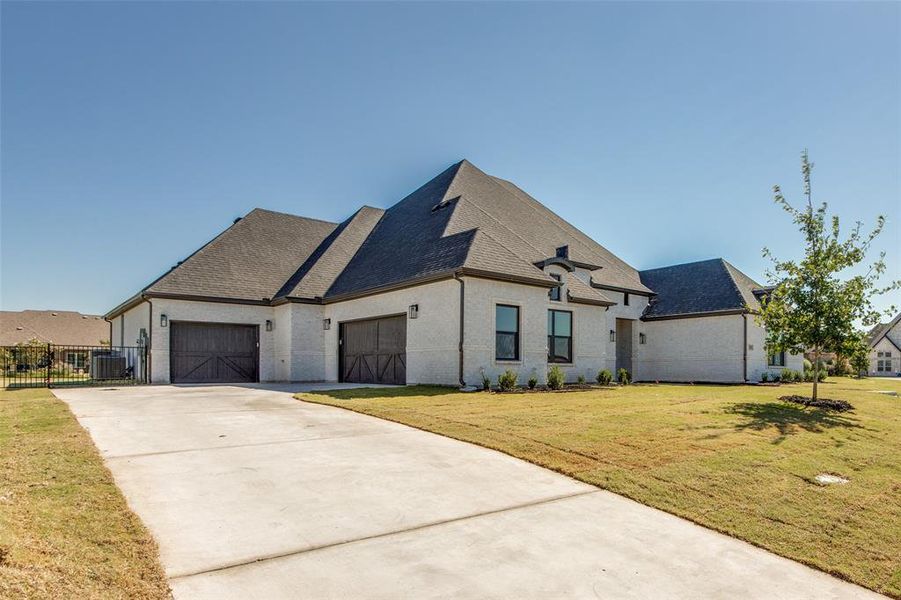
(812, 347, 820, 401)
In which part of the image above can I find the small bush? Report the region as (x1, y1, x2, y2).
(547, 366, 565, 390)
(577, 374, 586, 385)
(771, 372, 781, 383)
(482, 375, 492, 391)
(803, 358, 813, 371)
(617, 368, 631, 385)
(596, 369, 613, 385)
(817, 369, 827, 382)
(803, 370, 814, 382)
(761, 371, 770, 383)
(527, 376, 537, 390)
(497, 369, 518, 392)
(781, 368, 794, 383)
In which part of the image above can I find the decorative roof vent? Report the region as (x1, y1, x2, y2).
(431, 195, 460, 213)
(555, 245, 569, 259)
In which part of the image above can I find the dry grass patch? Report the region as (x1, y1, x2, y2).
(300, 378, 901, 598)
(0, 388, 169, 599)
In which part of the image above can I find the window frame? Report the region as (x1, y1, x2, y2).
(623, 292, 630, 306)
(767, 351, 786, 367)
(495, 304, 521, 362)
(547, 309, 573, 364)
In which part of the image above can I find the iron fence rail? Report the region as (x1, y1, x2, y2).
(1, 344, 148, 388)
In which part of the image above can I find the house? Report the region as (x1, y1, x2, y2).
(106, 160, 802, 386)
(0, 309, 109, 370)
(867, 313, 901, 376)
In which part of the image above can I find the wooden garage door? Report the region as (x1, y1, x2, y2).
(340, 315, 406, 385)
(170, 322, 259, 384)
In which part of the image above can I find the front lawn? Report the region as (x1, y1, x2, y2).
(0, 388, 170, 599)
(301, 378, 901, 598)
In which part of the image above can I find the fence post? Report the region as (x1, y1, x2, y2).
(46, 343, 52, 387)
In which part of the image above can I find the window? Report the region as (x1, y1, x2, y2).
(547, 309, 573, 363)
(877, 351, 893, 372)
(556, 245, 569, 259)
(623, 292, 630, 306)
(549, 273, 562, 301)
(767, 351, 786, 367)
(495, 305, 520, 361)
(65, 352, 85, 369)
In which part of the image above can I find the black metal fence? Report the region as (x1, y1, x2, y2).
(1, 344, 148, 388)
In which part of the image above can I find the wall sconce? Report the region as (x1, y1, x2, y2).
(265, 320, 273, 332)
(639, 333, 646, 345)
(609, 329, 615, 342)
(323, 318, 331, 330)
(409, 304, 419, 319)
(160, 314, 168, 328)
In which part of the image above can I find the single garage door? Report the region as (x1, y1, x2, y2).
(170, 322, 259, 384)
(340, 315, 406, 385)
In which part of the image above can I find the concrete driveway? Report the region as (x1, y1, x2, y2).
(54, 385, 880, 599)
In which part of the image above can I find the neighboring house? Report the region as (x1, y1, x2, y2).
(107, 160, 802, 386)
(0, 310, 109, 370)
(867, 314, 901, 376)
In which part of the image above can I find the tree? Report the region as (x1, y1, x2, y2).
(757, 150, 899, 400)
(848, 335, 871, 378)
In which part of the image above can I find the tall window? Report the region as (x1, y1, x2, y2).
(623, 292, 630, 306)
(549, 274, 562, 301)
(877, 351, 893, 372)
(767, 351, 786, 367)
(495, 305, 520, 361)
(548, 309, 573, 363)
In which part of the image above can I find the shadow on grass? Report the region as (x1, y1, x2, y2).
(304, 385, 461, 401)
(725, 401, 862, 444)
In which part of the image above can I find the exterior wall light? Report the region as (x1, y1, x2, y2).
(639, 333, 646, 345)
(609, 329, 615, 342)
(409, 304, 419, 319)
(323, 318, 331, 330)
(160, 314, 168, 328)
(265, 320, 273, 332)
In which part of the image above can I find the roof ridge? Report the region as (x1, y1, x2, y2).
(869, 312, 901, 348)
(640, 257, 724, 273)
(250, 207, 338, 226)
(719, 259, 753, 311)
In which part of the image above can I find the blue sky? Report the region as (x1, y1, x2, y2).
(2, 1, 899, 316)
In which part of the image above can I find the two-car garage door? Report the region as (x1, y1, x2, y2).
(170, 322, 259, 384)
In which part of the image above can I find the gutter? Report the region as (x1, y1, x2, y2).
(147, 297, 153, 384)
(454, 272, 465, 387)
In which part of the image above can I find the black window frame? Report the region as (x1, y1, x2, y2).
(547, 309, 573, 363)
(495, 304, 520, 361)
(767, 351, 786, 367)
(549, 273, 562, 302)
(623, 292, 630, 306)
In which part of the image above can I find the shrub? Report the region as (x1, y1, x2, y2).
(527, 376, 537, 390)
(617, 368, 631, 385)
(803, 370, 814, 382)
(547, 366, 565, 390)
(577, 374, 586, 385)
(497, 369, 518, 392)
(803, 358, 813, 371)
(596, 369, 613, 385)
(781, 368, 794, 383)
(482, 375, 492, 391)
(817, 369, 827, 382)
(761, 371, 770, 383)
(770, 371, 781, 383)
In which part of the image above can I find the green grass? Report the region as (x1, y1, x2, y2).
(0, 388, 170, 599)
(300, 378, 901, 597)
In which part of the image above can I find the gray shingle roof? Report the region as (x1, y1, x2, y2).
(565, 273, 615, 306)
(0, 310, 108, 346)
(327, 160, 651, 299)
(147, 208, 337, 301)
(868, 313, 901, 349)
(639, 258, 762, 319)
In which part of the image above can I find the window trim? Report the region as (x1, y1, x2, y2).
(547, 308, 573, 364)
(495, 304, 521, 362)
(623, 292, 630, 306)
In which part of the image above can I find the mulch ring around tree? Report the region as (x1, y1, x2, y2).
(780, 395, 854, 412)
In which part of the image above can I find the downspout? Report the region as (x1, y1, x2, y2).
(742, 313, 748, 382)
(454, 273, 465, 387)
(146, 297, 153, 385)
